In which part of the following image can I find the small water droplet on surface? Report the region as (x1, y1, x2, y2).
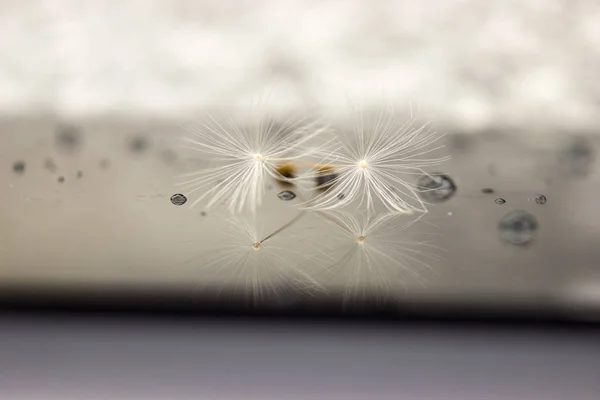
(278, 190, 296, 201)
(495, 198, 506, 204)
(417, 173, 457, 203)
(12, 161, 26, 174)
(560, 137, 594, 177)
(57, 176, 65, 183)
(170, 193, 187, 206)
(200, 211, 207, 217)
(481, 188, 494, 194)
(498, 210, 539, 246)
(56, 124, 83, 153)
(44, 158, 57, 173)
(76, 170, 83, 179)
(128, 135, 150, 154)
(277, 190, 296, 201)
(535, 194, 547, 205)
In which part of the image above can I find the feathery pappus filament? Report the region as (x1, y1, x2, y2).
(177, 113, 327, 213)
(184, 213, 326, 305)
(315, 210, 442, 305)
(304, 106, 450, 214)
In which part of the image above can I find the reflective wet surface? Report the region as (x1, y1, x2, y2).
(0, 116, 599, 313)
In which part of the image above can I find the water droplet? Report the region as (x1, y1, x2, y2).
(44, 158, 57, 173)
(498, 210, 539, 246)
(417, 173, 457, 203)
(76, 170, 83, 179)
(535, 194, 547, 205)
(56, 124, 83, 154)
(128, 135, 150, 154)
(560, 137, 595, 177)
(200, 211, 207, 217)
(277, 190, 296, 201)
(481, 188, 495, 194)
(57, 176, 65, 183)
(170, 193, 187, 206)
(12, 161, 25, 174)
(495, 198, 506, 204)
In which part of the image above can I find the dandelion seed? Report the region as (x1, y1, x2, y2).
(274, 163, 297, 186)
(183, 214, 326, 305)
(315, 210, 442, 304)
(177, 112, 328, 214)
(304, 105, 450, 214)
(314, 164, 338, 190)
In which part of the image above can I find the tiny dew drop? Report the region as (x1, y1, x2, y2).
(535, 194, 547, 205)
(277, 190, 296, 201)
(495, 198, 506, 205)
(498, 210, 539, 246)
(12, 161, 26, 174)
(417, 173, 457, 203)
(44, 158, 57, 173)
(170, 193, 187, 206)
(57, 176, 65, 183)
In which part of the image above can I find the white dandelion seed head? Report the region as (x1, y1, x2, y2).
(301, 105, 450, 214)
(176, 111, 329, 214)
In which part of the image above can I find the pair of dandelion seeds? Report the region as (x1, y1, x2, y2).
(176, 106, 448, 304)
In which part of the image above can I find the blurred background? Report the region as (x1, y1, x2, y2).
(1, 0, 600, 319)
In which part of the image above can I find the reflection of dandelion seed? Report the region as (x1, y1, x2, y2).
(184, 213, 325, 305)
(305, 105, 449, 213)
(317, 210, 441, 304)
(177, 113, 327, 213)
